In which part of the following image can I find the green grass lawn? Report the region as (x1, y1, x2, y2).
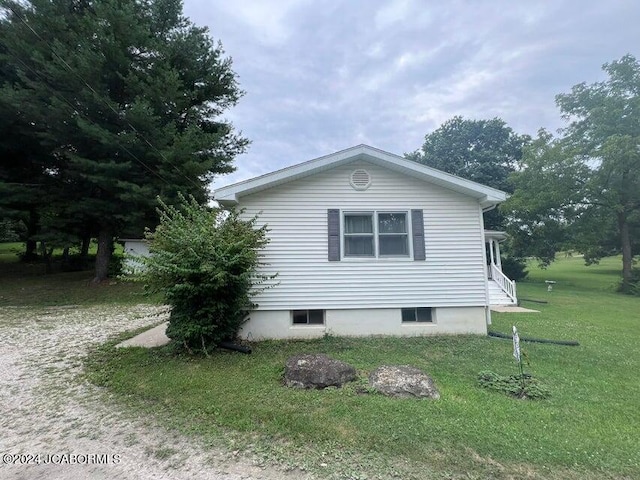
(85, 255, 640, 479)
(0, 241, 154, 306)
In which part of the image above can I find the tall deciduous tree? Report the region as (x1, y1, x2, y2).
(506, 55, 640, 291)
(407, 116, 530, 229)
(503, 130, 586, 266)
(557, 54, 640, 290)
(0, 0, 248, 282)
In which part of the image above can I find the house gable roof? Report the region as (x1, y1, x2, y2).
(214, 144, 508, 208)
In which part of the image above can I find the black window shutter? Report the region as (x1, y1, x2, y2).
(411, 209, 425, 261)
(328, 209, 340, 261)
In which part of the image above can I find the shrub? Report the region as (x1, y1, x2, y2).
(477, 371, 550, 400)
(500, 256, 529, 281)
(621, 267, 640, 296)
(136, 195, 274, 353)
(0, 219, 25, 242)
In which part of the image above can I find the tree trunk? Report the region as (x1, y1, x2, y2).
(61, 246, 70, 270)
(41, 241, 53, 274)
(81, 233, 91, 258)
(80, 233, 91, 270)
(618, 212, 633, 292)
(92, 227, 112, 284)
(24, 208, 39, 262)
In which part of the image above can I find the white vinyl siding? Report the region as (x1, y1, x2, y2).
(238, 160, 487, 310)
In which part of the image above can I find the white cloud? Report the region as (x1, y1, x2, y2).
(374, 0, 413, 29)
(184, 0, 640, 186)
(187, 0, 313, 46)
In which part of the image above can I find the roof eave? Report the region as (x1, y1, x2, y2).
(217, 197, 239, 207)
(479, 194, 507, 209)
(213, 146, 370, 202)
(212, 145, 510, 204)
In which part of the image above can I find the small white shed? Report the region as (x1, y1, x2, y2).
(120, 238, 149, 273)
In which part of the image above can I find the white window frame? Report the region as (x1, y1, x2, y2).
(342, 210, 412, 259)
(343, 211, 375, 257)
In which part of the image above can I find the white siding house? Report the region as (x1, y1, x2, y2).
(214, 145, 515, 340)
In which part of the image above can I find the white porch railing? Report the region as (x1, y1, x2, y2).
(490, 264, 517, 304)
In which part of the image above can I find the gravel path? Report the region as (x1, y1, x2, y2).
(0, 304, 311, 480)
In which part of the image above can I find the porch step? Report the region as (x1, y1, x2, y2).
(488, 280, 517, 306)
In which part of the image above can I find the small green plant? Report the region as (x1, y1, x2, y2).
(134, 194, 275, 354)
(478, 326, 550, 400)
(477, 371, 550, 400)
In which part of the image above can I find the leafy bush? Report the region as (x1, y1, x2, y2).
(0, 219, 25, 242)
(478, 371, 550, 400)
(500, 256, 529, 281)
(621, 267, 640, 296)
(136, 195, 274, 353)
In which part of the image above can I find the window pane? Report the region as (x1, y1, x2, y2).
(401, 308, 416, 322)
(379, 235, 408, 256)
(416, 307, 433, 322)
(308, 310, 324, 324)
(345, 236, 374, 256)
(292, 310, 308, 324)
(378, 213, 407, 233)
(345, 214, 373, 234)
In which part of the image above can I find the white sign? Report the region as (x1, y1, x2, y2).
(512, 325, 521, 362)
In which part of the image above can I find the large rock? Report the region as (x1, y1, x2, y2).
(284, 354, 357, 389)
(369, 365, 440, 399)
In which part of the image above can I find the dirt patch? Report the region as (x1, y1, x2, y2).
(0, 304, 311, 480)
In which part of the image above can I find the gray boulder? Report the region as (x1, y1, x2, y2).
(284, 354, 357, 389)
(369, 365, 440, 399)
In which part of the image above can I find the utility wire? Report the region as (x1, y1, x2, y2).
(5, 2, 207, 192)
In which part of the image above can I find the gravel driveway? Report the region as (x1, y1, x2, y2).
(0, 304, 310, 480)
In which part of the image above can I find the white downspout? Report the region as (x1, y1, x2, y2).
(480, 206, 492, 328)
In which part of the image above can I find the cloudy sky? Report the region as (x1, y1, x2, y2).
(182, 0, 639, 190)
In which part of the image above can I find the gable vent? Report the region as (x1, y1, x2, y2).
(350, 169, 371, 190)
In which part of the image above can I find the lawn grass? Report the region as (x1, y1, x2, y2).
(0, 239, 109, 263)
(0, 241, 23, 261)
(85, 255, 640, 479)
(0, 241, 155, 307)
(523, 253, 624, 292)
